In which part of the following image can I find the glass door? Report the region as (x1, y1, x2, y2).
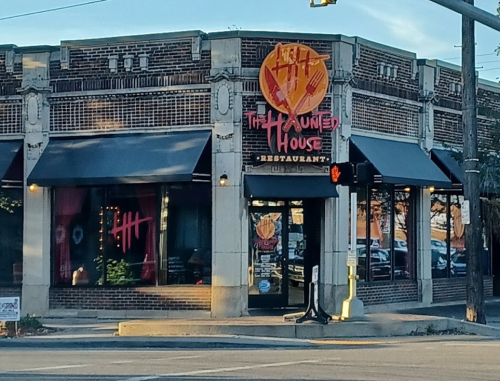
(248, 208, 288, 308)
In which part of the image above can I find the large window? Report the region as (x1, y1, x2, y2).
(354, 185, 415, 282)
(53, 183, 211, 287)
(430, 193, 490, 278)
(0, 189, 23, 286)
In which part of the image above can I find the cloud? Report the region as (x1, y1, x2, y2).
(352, 2, 455, 57)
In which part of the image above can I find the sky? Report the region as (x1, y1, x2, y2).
(1, 0, 500, 81)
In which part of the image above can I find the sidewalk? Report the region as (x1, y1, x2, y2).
(2, 300, 500, 349)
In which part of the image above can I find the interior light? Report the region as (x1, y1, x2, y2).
(404, 187, 411, 193)
(429, 186, 435, 193)
(29, 184, 37, 192)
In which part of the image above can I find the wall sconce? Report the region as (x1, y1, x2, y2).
(404, 187, 411, 193)
(29, 184, 37, 192)
(219, 174, 228, 187)
(108, 55, 118, 73)
(429, 186, 435, 193)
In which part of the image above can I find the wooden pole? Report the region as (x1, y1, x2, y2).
(462, 0, 486, 324)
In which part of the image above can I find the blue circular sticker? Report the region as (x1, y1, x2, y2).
(258, 280, 271, 293)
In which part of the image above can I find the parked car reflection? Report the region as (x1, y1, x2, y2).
(451, 251, 466, 277)
(357, 248, 391, 281)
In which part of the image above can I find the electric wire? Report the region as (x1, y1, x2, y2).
(0, 0, 111, 22)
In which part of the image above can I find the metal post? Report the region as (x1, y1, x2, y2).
(341, 192, 364, 319)
(462, 0, 486, 324)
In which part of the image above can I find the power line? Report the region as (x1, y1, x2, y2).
(478, 66, 500, 72)
(0, 0, 111, 22)
(441, 52, 497, 60)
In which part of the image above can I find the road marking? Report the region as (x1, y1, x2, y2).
(118, 359, 321, 381)
(16, 364, 91, 372)
(167, 355, 203, 360)
(111, 360, 136, 364)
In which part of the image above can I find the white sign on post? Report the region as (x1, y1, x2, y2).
(461, 200, 471, 225)
(0, 297, 20, 322)
(347, 250, 358, 267)
(312, 265, 319, 284)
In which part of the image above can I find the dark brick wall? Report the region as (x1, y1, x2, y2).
(0, 287, 21, 298)
(49, 286, 211, 311)
(357, 281, 419, 306)
(435, 67, 462, 110)
(352, 45, 418, 101)
(434, 110, 462, 146)
(49, 91, 211, 132)
(432, 276, 493, 303)
(352, 94, 419, 137)
(50, 39, 210, 92)
(0, 51, 22, 96)
(241, 38, 332, 69)
(0, 100, 23, 134)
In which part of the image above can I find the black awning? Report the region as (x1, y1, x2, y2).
(28, 131, 211, 186)
(0, 141, 22, 181)
(350, 135, 452, 188)
(431, 149, 464, 184)
(244, 175, 339, 199)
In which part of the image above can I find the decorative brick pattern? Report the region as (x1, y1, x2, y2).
(352, 94, 419, 137)
(50, 91, 211, 132)
(434, 110, 462, 145)
(0, 52, 22, 96)
(432, 276, 493, 303)
(242, 94, 333, 166)
(49, 286, 211, 310)
(357, 281, 418, 306)
(352, 45, 418, 100)
(50, 39, 210, 85)
(241, 38, 333, 69)
(0, 100, 23, 134)
(435, 67, 462, 110)
(0, 287, 21, 298)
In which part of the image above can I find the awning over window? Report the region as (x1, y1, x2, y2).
(431, 149, 464, 184)
(244, 175, 339, 199)
(28, 131, 211, 187)
(350, 135, 452, 188)
(0, 141, 22, 182)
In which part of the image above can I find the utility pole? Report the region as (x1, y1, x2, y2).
(462, 0, 485, 324)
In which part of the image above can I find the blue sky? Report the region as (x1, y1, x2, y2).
(1, 0, 500, 81)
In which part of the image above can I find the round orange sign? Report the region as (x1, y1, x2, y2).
(259, 43, 330, 116)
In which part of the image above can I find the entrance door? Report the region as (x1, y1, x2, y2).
(248, 201, 308, 308)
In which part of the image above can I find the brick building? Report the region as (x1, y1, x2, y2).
(0, 30, 496, 318)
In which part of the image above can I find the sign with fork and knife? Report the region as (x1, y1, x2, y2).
(244, 42, 339, 162)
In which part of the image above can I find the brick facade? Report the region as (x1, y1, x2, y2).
(357, 281, 419, 306)
(352, 44, 418, 101)
(0, 287, 21, 299)
(432, 277, 493, 304)
(49, 286, 211, 311)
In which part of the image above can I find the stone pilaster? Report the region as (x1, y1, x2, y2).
(209, 38, 247, 318)
(322, 38, 355, 314)
(20, 52, 52, 316)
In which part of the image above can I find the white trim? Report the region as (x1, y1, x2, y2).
(49, 84, 211, 98)
(49, 125, 212, 138)
(0, 96, 22, 102)
(0, 134, 24, 140)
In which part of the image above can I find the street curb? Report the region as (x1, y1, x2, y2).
(447, 318, 500, 337)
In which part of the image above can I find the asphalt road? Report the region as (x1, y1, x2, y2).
(0, 336, 499, 381)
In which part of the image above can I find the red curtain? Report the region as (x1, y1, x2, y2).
(54, 188, 88, 283)
(136, 185, 157, 283)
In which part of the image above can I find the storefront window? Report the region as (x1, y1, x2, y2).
(355, 187, 367, 283)
(450, 195, 466, 277)
(0, 189, 23, 286)
(160, 183, 211, 285)
(430, 194, 449, 278)
(370, 186, 392, 281)
(53, 183, 211, 287)
(394, 191, 413, 280)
